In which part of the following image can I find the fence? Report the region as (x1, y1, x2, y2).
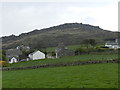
(1, 59, 120, 71)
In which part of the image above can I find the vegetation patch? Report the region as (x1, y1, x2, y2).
(2, 63, 118, 88)
(3, 54, 119, 68)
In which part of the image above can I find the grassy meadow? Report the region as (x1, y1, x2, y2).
(46, 44, 89, 52)
(46, 44, 106, 52)
(2, 46, 119, 88)
(2, 63, 118, 88)
(5, 54, 119, 68)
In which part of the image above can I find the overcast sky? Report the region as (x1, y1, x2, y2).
(0, 0, 119, 37)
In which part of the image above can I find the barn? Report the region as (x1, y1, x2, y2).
(55, 43, 75, 58)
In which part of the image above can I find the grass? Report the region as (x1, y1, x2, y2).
(6, 54, 119, 68)
(2, 63, 118, 88)
(46, 47, 55, 52)
(45, 44, 106, 52)
(67, 44, 87, 50)
(46, 44, 88, 52)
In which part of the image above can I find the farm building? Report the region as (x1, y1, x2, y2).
(6, 45, 30, 63)
(6, 49, 22, 63)
(55, 43, 75, 58)
(28, 50, 45, 60)
(105, 39, 120, 49)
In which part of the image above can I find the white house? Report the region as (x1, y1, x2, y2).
(9, 57, 18, 63)
(28, 50, 45, 60)
(105, 39, 120, 49)
(6, 49, 22, 63)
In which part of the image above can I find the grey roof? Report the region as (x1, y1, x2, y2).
(106, 38, 120, 45)
(106, 42, 118, 45)
(55, 43, 75, 58)
(55, 43, 68, 52)
(6, 49, 22, 58)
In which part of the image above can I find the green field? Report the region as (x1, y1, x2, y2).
(46, 44, 90, 52)
(2, 63, 118, 88)
(6, 54, 119, 68)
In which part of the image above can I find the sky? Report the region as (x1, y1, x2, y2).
(0, 0, 119, 37)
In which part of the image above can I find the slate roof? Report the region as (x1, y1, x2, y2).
(55, 43, 75, 58)
(106, 38, 119, 46)
(106, 42, 118, 45)
(6, 49, 22, 59)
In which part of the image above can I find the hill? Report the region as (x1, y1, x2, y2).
(1, 23, 119, 49)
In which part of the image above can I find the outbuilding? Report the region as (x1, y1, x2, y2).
(55, 43, 75, 58)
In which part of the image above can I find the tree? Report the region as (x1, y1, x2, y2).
(2, 54, 6, 61)
(89, 39, 96, 47)
(0, 50, 7, 61)
(51, 51, 56, 56)
(75, 48, 87, 55)
(82, 39, 97, 48)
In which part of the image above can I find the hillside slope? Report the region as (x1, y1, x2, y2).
(2, 23, 119, 49)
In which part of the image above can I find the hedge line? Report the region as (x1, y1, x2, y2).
(1, 59, 120, 71)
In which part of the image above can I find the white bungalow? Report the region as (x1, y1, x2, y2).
(28, 50, 45, 60)
(105, 39, 120, 49)
(9, 57, 18, 63)
(6, 49, 22, 63)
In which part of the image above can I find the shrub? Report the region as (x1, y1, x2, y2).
(0, 61, 9, 67)
(75, 48, 87, 55)
(87, 48, 96, 54)
(96, 48, 106, 52)
(51, 51, 56, 56)
(109, 48, 115, 51)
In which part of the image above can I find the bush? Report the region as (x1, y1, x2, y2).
(109, 48, 115, 51)
(51, 51, 56, 56)
(0, 61, 9, 67)
(87, 48, 95, 54)
(96, 48, 106, 52)
(75, 48, 88, 55)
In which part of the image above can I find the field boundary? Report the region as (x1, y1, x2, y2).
(1, 59, 120, 71)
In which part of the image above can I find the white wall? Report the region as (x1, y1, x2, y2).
(9, 57, 18, 63)
(33, 51, 45, 60)
(29, 54, 33, 60)
(105, 44, 120, 49)
(29, 51, 45, 60)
